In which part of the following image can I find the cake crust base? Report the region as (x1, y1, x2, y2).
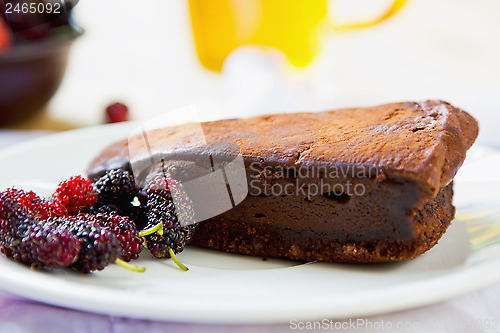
(190, 183, 455, 263)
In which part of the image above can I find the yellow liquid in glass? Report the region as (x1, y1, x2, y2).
(188, 0, 328, 71)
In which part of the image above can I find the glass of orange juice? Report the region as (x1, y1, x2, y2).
(189, 0, 407, 71)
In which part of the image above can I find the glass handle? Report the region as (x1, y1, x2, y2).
(329, 0, 408, 31)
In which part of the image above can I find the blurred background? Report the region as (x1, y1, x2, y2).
(3, 0, 500, 146)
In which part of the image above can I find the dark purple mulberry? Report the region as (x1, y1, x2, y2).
(142, 177, 196, 259)
(53, 216, 121, 273)
(94, 169, 137, 206)
(0, 191, 80, 269)
(19, 221, 81, 269)
(80, 213, 143, 262)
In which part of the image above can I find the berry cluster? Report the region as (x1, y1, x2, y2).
(0, 169, 197, 273)
(93, 169, 196, 270)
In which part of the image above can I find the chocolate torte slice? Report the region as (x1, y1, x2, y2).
(87, 100, 478, 263)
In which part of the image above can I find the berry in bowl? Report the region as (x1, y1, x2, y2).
(0, 0, 81, 126)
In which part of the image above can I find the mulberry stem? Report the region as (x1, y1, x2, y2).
(168, 247, 188, 271)
(138, 222, 163, 237)
(115, 258, 146, 273)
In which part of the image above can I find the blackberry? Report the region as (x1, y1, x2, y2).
(1, 190, 39, 259)
(94, 169, 137, 206)
(146, 189, 178, 230)
(140, 177, 196, 270)
(91, 201, 148, 231)
(128, 204, 149, 231)
(81, 213, 142, 262)
(54, 216, 121, 273)
(91, 203, 127, 216)
(144, 177, 196, 228)
(0, 189, 29, 223)
(128, 189, 149, 230)
(0, 213, 35, 260)
(53, 176, 96, 215)
(0, 192, 80, 269)
(146, 224, 196, 258)
(0, 190, 34, 238)
(17, 221, 81, 269)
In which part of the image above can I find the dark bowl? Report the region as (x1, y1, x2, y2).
(0, 25, 82, 126)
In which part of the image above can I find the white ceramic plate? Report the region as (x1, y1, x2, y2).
(0, 123, 499, 324)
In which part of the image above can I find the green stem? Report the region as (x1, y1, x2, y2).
(138, 222, 163, 237)
(115, 258, 146, 273)
(169, 247, 188, 271)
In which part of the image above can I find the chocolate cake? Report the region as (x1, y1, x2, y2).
(87, 100, 478, 263)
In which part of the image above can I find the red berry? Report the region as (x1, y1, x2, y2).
(1, 188, 66, 220)
(0, 16, 11, 50)
(54, 176, 97, 215)
(105, 103, 129, 123)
